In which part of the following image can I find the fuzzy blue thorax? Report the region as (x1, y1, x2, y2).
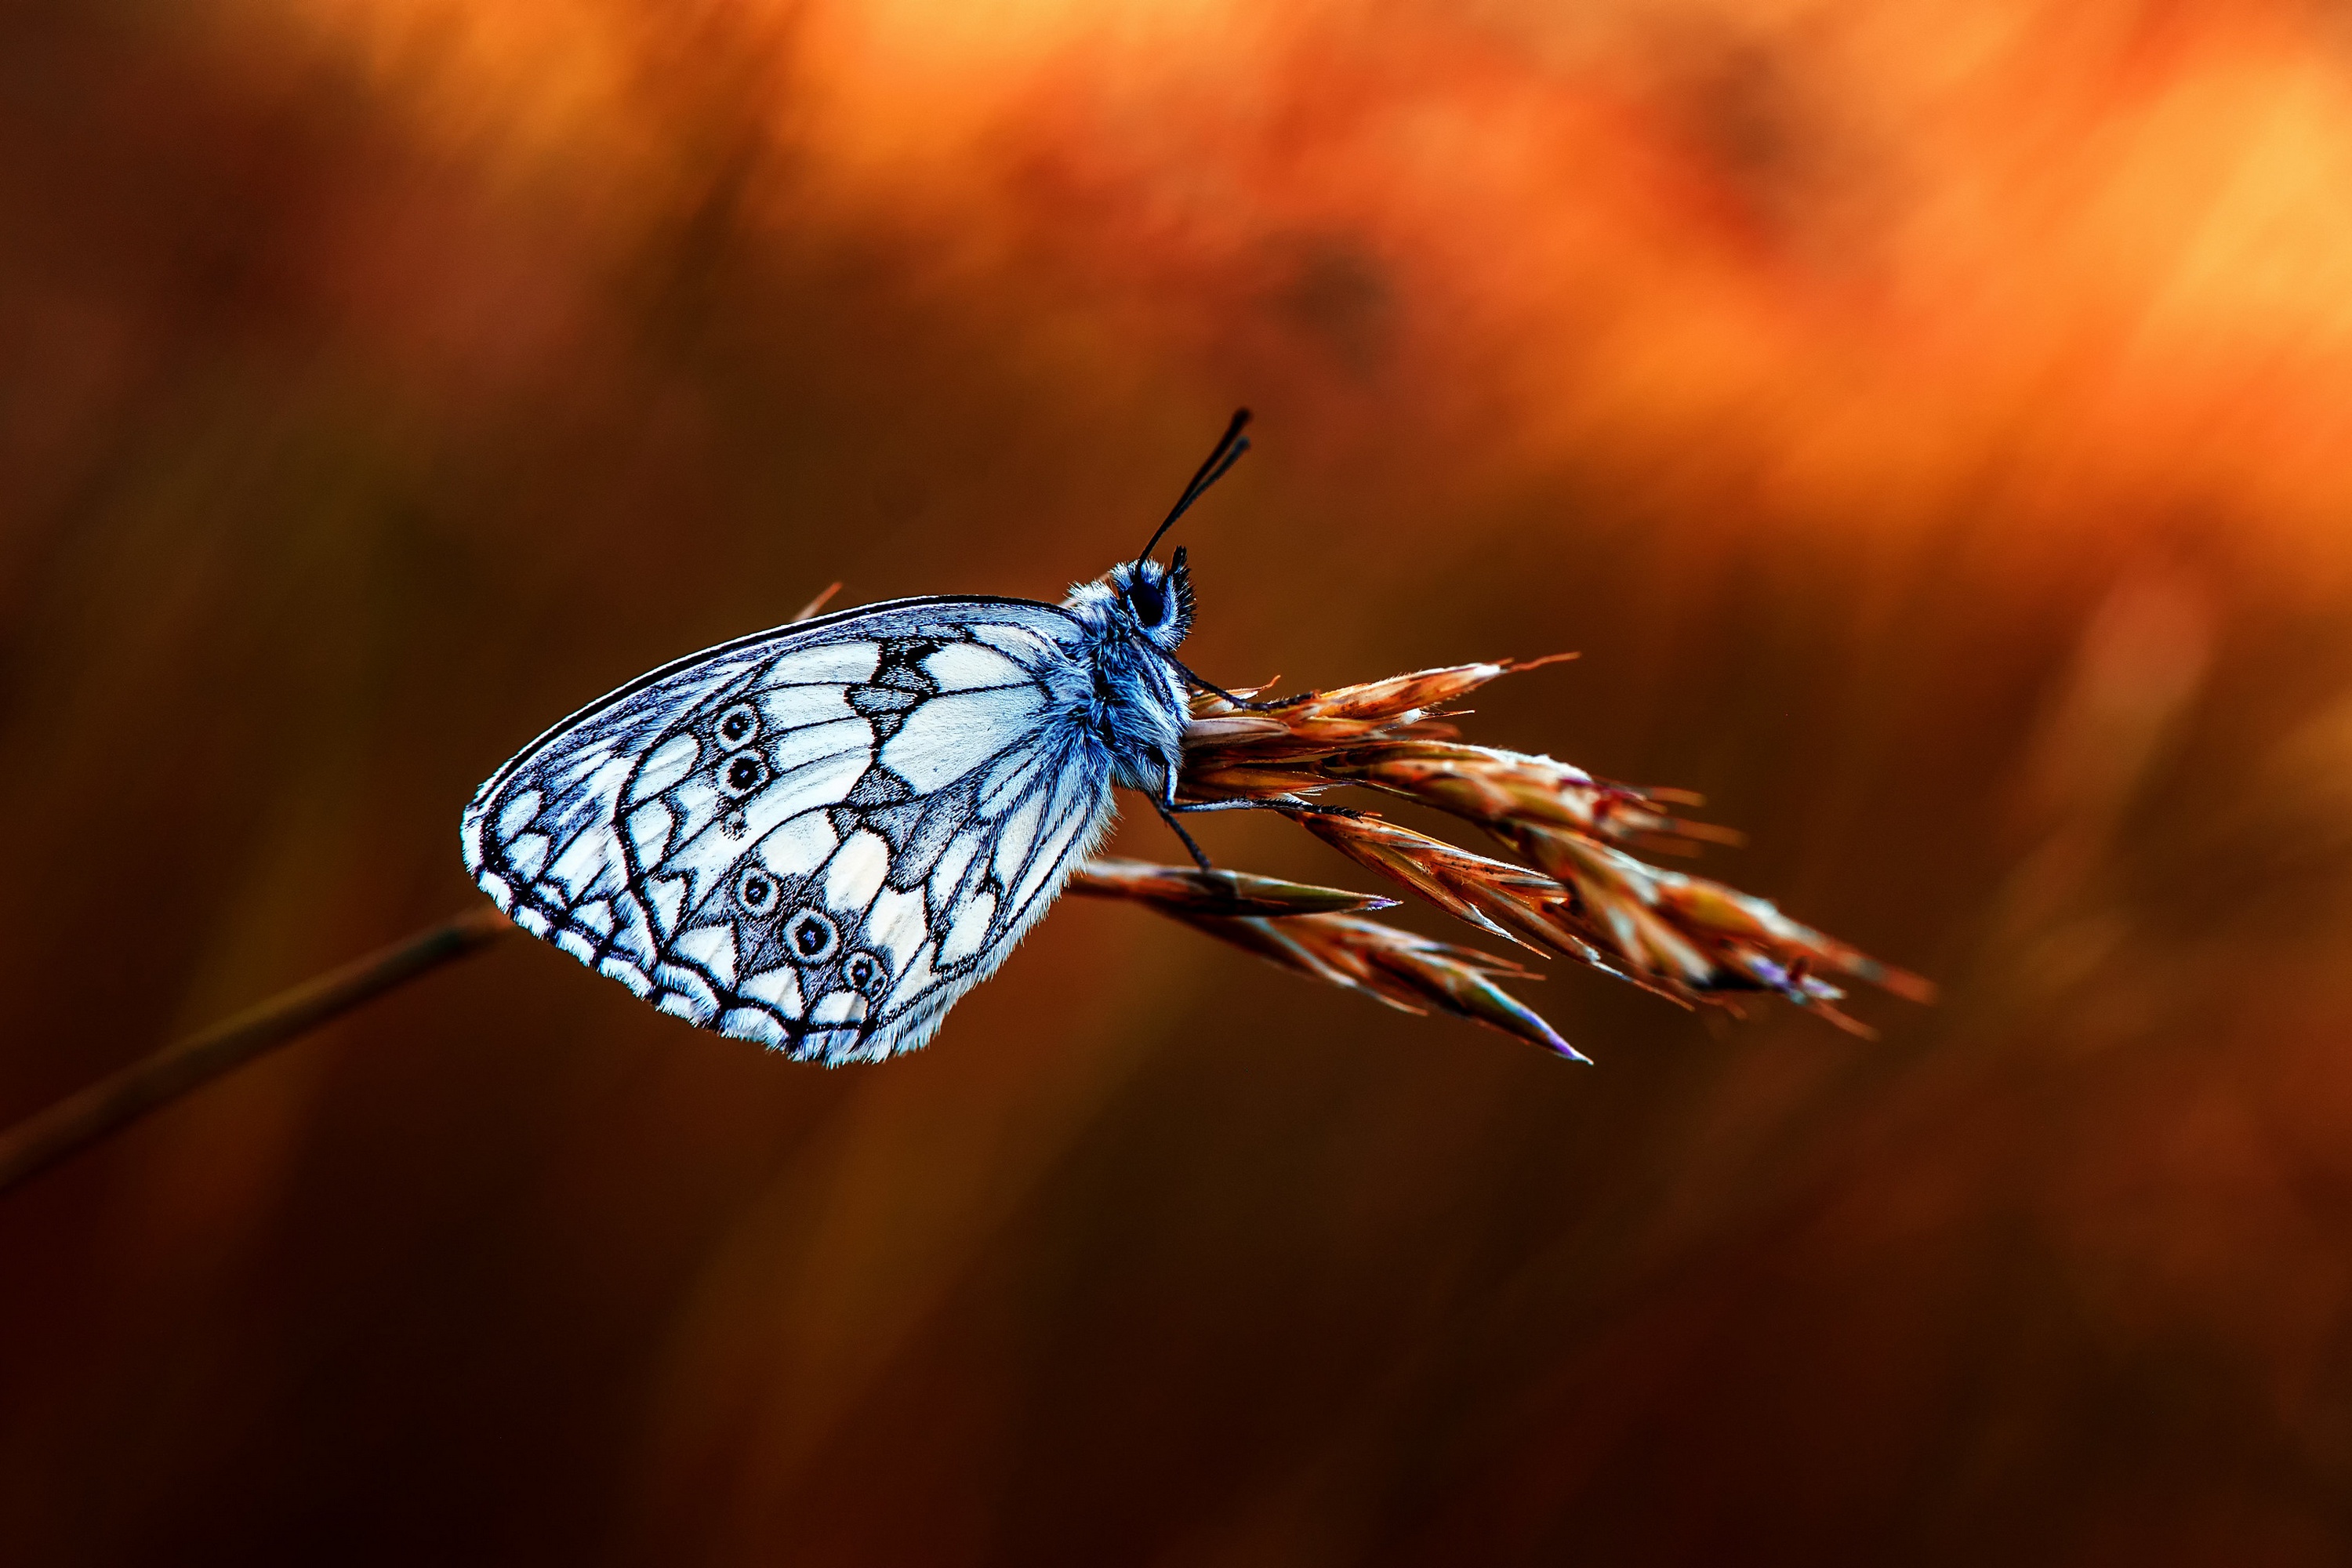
(1061, 556, 1196, 798)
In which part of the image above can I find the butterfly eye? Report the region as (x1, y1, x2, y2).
(735, 868, 776, 913)
(785, 909, 840, 963)
(720, 750, 769, 798)
(1128, 580, 1167, 626)
(843, 951, 884, 993)
(717, 702, 760, 746)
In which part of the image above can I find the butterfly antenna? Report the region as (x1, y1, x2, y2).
(1135, 407, 1251, 568)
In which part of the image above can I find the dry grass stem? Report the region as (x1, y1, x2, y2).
(0, 630, 1933, 1198)
(789, 581, 844, 623)
(0, 909, 512, 1196)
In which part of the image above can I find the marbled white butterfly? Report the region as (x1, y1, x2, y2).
(461, 412, 1267, 1063)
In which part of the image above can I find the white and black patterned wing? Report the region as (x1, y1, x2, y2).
(461, 597, 1119, 1062)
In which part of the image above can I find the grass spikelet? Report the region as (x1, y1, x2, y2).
(1504, 826, 1937, 1029)
(1121, 655, 1933, 1051)
(1065, 855, 1577, 1056)
(1174, 662, 1515, 800)
(1322, 740, 1746, 856)
(1063, 844, 1580, 1055)
(1065, 858, 1400, 916)
(1281, 810, 1629, 979)
(1150, 906, 1585, 1062)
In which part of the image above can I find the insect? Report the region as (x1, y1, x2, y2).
(462, 412, 1274, 1063)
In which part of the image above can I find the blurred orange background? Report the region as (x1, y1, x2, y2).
(8, 0, 2352, 1562)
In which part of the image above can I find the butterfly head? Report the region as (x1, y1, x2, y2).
(1095, 548, 1196, 650)
(1063, 409, 1240, 652)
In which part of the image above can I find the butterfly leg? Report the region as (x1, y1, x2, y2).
(1166, 797, 1296, 813)
(1145, 644, 1293, 713)
(1152, 796, 1328, 870)
(1156, 793, 1369, 871)
(1152, 753, 1287, 870)
(1152, 799, 1218, 873)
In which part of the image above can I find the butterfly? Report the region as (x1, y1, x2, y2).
(461, 411, 1269, 1064)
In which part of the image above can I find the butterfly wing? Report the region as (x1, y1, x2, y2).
(462, 597, 1118, 1062)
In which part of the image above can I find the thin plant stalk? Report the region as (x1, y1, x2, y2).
(0, 910, 512, 1195)
(0, 630, 1933, 1196)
